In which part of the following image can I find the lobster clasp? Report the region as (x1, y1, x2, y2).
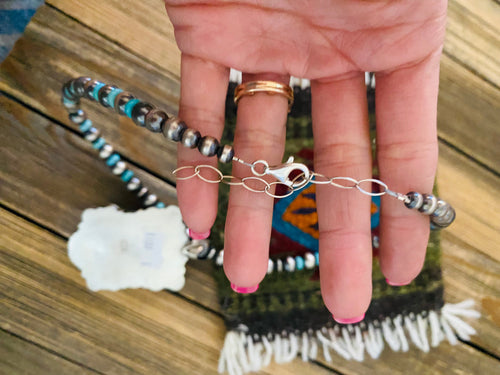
(266, 156, 310, 189)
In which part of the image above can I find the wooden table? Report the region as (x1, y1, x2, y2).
(1, 1, 499, 374)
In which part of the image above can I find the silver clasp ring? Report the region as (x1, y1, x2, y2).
(265, 156, 310, 189)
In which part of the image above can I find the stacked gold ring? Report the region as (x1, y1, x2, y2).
(234, 80, 294, 112)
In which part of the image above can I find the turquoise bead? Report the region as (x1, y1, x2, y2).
(314, 252, 319, 266)
(106, 153, 120, 167)
(106, 88, 123, 109)
(63, 97, 76, 105)
(155, 202, 166, 208)
(120, 169, 134, 182)
(295, 256, 304, 271)
(92, 137, 106, 150)
(79, 119, 92, 133)
(92, 82, 106, 101)
(124, 98, 140, 118)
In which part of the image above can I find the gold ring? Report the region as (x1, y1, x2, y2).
(234, 80, 294, 112)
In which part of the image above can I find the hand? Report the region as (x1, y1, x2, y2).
(165, 0, 447, 322)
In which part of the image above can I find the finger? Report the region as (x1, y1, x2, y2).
(223, 73, 289, 291)
(376, 52, 441, 285)
(311, 75, 373, 321)
(176, 54, 229, 237)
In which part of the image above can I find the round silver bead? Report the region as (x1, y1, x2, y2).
(98, 85, 117, 107)
(83, 80, 102, 100)
(144, 109, 168, 133)
(84, 127, 100, 142)
(419, 194, 438, 215)
(99, 144, 113, 159)
(72, 77, 91, 97)
(126, 177, 141, 191)
(430, 200, 456, 229)
(143, 193, 158, 206)
(163, 117, 187, 142)
(181, 128, 201, 148)
(217, 144, 234, 163)
(304, 252, 316, 269)
(215, 250, 224, 266)
(137, 187, 149, 199)
(198, 136, 220, 157)
(404, 192, 424, 210)
(69, 109, 86, 125)
(276, 259, 283, 272)
(114, 92, 136, 115)
(267, 259, 274, 274)
(112, 161, 127, 175)
(131, 102, 155, 127)
(284, 256, 296, 272)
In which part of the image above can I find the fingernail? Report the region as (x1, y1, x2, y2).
(230, 283, 259, 294)
(333, 313, 365, 324)
(188, 228, 210, 240)
(386, 278, 411, 286)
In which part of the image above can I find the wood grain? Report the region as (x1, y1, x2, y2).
(0, 208, 337, 375)
(0, 330, 99, 375)
(0, 5, 180, 181)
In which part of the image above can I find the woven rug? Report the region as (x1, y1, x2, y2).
(214, 73, 479, 374)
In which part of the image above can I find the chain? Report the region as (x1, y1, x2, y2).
(172, 161, 410, 202)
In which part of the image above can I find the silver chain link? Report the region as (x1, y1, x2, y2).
(173, 159, 409, 201)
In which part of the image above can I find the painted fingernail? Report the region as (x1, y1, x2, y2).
(386, 278, 411, 286)
(333, 313, 365, 324)
(188, 228, 210, 240)
(230, 283, 259, 294)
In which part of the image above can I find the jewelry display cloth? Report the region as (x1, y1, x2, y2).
(213, 78, 479, 374)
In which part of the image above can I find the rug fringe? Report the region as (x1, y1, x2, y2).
(218, 299, 480, 375)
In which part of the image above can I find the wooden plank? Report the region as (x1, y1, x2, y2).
(437, 54, 500, 174)
(0, 330, 99, 375)
(0, 209, 336, 375)
(445, 0, 500, 87)
(0, 5, 180, 181)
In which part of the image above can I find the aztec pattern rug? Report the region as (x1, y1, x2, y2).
(214, 72, 479, 374)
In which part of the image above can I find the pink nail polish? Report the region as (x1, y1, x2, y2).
(386, 278, 411, 286)
(188, 228, 210, 240)
(230, 283, 259, 294)
(333, 313, 365, 324)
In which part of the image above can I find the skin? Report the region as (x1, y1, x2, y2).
(164, 0, 448, 321)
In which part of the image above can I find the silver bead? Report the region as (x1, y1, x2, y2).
(99, 144, 113, 159)
(163, 117, 187, 142)
(198, 136, 220, 157)
(430, 200, 456, 229)
(72, 77, 91, 97)
(372, 235, 380, 249)
(404, 192, 424, 210)
(84, 127, 100, 142)
(69, 109, 86, 124)
(143, 193, 158, 206)
(267, 259, 274, 274)
(126, 177, 141, 191)
(112, 161, 127, 175)
(419, 194, 438, 215)
(98, 85, 117, 107)
(181, 128, 201, 148)
(145, 109, 168, 133)
(131, 102, 155, 127)
(284, 256, 296, 272)
(114, 92, 136, 115)
(137, 187, 149, 199)
(215, 250, 224, 266)
(83, 80, 102, 100)
(304, 252, 316, 269)
(218, 144, 234, 163)
(276, 259, 283, 272)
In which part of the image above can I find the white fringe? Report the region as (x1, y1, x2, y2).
(218, 299, 480, 375)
